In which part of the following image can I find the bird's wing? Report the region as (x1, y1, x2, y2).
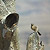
(2, 0, 16, 13)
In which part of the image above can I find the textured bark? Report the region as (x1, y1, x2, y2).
(0, 0, 16, 20)
(2, 0, 16, 13)
(0, 0, 9, 20)
(26, 32, 39, 50)
(0, 0, 20, 50)
(26, 32, 44, 50)
(0, 22, 20, 50)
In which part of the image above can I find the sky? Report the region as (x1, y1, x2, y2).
(16, 0, 50, 50)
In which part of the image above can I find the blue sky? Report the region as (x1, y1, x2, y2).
(16, 0, 50, 50)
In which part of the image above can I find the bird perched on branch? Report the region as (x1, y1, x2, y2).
(31, 24, 41, 36)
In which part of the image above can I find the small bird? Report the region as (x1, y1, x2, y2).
(31, 24, 41, 36)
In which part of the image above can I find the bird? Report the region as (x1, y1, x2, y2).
(31, 24, 41, 36)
